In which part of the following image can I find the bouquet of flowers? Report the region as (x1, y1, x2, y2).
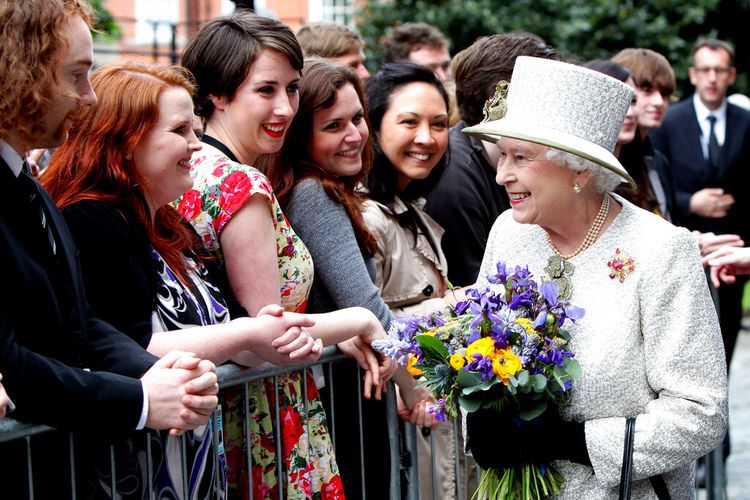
(373, 262, 584, 499)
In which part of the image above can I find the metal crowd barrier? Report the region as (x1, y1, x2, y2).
(0, 344, 726, 500)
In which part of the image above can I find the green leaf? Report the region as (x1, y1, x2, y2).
(531, 374, 547, 392)
(458, 395, 482, 412)
(518, 401, 548, 421)
(516, 370, 530, 386)
(566, 358, 582, 379)
(415, 334, 450, 360)
(455, 369, 483, 388)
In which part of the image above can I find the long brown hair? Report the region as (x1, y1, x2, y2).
(269, 59, 377, 258)
(42, 62, 199, 283)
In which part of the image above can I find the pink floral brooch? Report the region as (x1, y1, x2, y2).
(607, 248, 635, 283)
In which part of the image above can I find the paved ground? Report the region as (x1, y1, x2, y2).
(725, 328, 750, 499)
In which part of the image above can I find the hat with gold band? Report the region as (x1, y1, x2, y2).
(463, 56, 636, 188)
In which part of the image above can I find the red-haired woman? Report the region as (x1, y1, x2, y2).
(42, 62, 321, 499)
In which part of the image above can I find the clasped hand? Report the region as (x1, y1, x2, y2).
(141, 350, 219, 435)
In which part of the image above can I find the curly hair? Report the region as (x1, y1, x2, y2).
(42, 62, 200, 283)
(181, 10, 303, 121)
(269, 59, 377, 258)
(0, 0, 92, 149)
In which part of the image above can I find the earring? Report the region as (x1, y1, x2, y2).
(126, 153, 132, 161)
(573, 184, 581, 193)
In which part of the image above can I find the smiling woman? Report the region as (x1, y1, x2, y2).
(42, 61, 320, 499)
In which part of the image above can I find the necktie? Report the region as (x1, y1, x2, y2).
(19, 165, 57, 257)
(707, 115, 722, 172)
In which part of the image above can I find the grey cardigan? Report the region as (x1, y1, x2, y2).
(284, 177, 393, 330)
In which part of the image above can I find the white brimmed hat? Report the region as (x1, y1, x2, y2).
(463, 56, 636, 187)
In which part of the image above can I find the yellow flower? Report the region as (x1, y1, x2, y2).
(423, 328, 438, 337)
(465, 337, 496, 363)
(515, 317, 537, 334)
(449, 353, 465, 370)
(492, 348, 523, 384)
(406, 354, 423, 376)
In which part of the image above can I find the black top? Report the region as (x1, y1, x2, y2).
(0, 159, 154, 435)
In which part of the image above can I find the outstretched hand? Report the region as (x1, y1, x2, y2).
(702, 245, 750, 287)
(694, 231, 743, 257)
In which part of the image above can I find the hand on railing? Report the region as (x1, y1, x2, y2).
(396, 385, 437, 429)
(0, 372, 12, 419)
(141, 350, 218, 435)
(231, 305, 322, 367)
(338, 336, 392, 400)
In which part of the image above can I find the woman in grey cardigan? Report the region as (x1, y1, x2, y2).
(271, 59, 434, 498)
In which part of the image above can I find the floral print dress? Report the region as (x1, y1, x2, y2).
(177, 142, 344, 500)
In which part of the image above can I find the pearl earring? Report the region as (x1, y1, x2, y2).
(573, 184, 581, 193)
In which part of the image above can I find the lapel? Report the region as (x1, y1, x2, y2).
(721, 103, 744, 173)
(35, 180, 89, 334)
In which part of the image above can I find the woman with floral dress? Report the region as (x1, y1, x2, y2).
(178, 12, 398, 499)
(43, 63, 322, 499)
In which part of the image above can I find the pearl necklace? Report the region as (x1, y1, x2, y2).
(546, 194, 610, 260)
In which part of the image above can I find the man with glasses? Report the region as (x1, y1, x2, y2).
(651, 38, 750, 378)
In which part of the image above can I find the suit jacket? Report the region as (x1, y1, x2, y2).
(0, 158, 156, 435)
(650, 97, 750, 242)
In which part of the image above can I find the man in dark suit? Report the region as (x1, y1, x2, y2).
(651, 39, 750, 370)
(0, 0, 219, 494)
(425, 33, 554, 286)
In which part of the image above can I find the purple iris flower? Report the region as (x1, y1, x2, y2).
(466, 354, 495, 381)
(540, 281, 560, 307)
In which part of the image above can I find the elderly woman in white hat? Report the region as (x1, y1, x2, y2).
(464, 57, 727, 498)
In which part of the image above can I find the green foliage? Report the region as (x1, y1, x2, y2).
(357, 0, 750, 96)
(90, 0, 121, 41)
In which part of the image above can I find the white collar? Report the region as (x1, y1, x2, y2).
(693, 93, 727, 125)
(0, 140, 24, 177)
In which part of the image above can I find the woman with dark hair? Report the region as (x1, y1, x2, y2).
(42, 62, 321, 499)
(363, 62, 451, 313)
(178, 12, 396, 498)
(272, 58, 433, 498)
(361, 61, 457, 499)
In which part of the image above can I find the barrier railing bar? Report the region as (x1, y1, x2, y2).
(243, 382, 253, 500)
(147, 431, 155, 500)
(273, 374, 284, 500)
(26, 434, 34, 500)
(69, 432, 77, 500)
(109, 444, 116, 497)
(355, 365, 366, 499)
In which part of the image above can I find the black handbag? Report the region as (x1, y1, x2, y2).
(618, 417, 671, 500)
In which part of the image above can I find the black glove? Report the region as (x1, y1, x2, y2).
(466, 408, 591, 469)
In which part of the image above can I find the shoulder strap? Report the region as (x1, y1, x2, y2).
(618, 417, 636, 500)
